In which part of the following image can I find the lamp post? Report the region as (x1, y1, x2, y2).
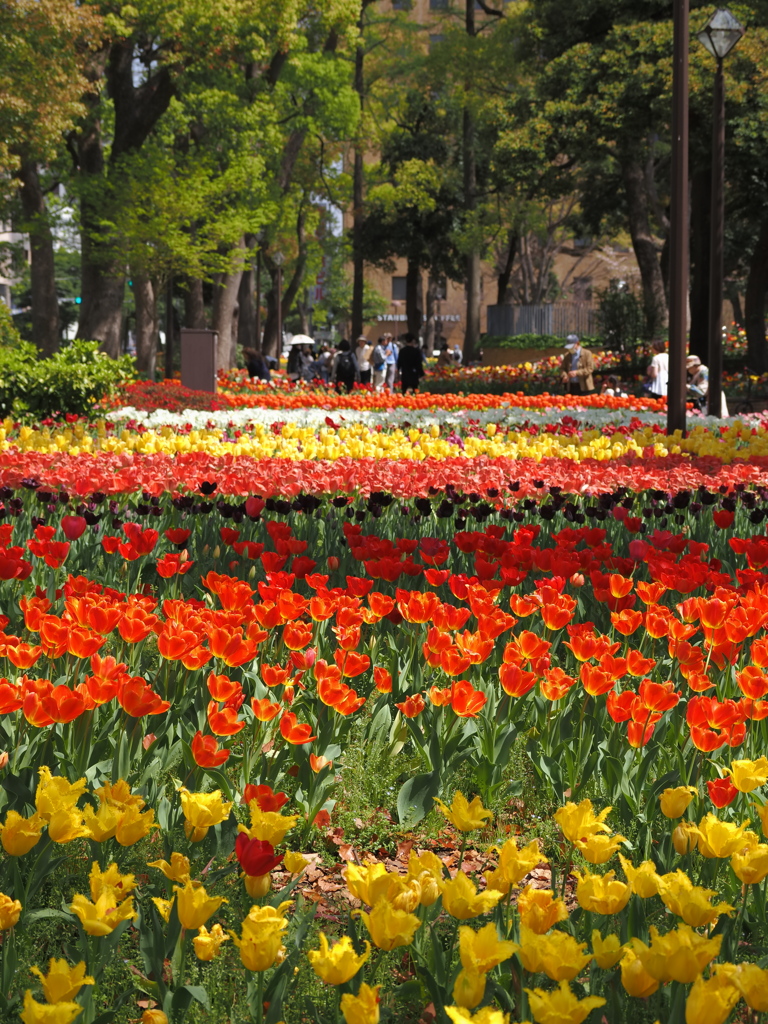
(697, 8, 744, 418)
(668, 0, 690, 436)
(273, 251, 284, 368)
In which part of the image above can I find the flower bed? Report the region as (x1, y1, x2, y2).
(0, 481, 767, 1022)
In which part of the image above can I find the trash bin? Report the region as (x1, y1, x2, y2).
(180, 329, 218, 393)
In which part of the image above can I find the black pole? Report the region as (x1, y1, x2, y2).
(707, 60, 725, 417)
(668, 0, 689, 435)
(255, 250, 262, 350)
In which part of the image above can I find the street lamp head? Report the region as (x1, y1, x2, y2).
(697, 8, 745, 61)
(273, 251, 285, 267)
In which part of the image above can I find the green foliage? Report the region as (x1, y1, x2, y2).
(0, 340, 134, 419)
(483, 332, 600, 351)
(0, 304, 21, 348)
(596, 280, 646, 351)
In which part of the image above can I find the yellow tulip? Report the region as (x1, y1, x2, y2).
(452, 968, 486, 1010)
(140, 1012, 169, 1024)
(178, 788, 232, 842)
(638, 924, 722, 984)
(95, 779, 145, 811)
(753, 800, 768, 837)
(684, 973, 740, 1024)
(434, 792, 493, 832)
(283, 851, 309, 874)
(19, 990, 82, 1024)
(243, 872, 271, 898)
(459, 922, 518, 973)
(406, 850, 444, 905)
(340, 983, 380, 1024)
(484, 838, 544, 894)
(308, 934, 370, 985)
(355, 898, 421, 950)
(693, 813, 755, 858)
(524, 980, 605, 1024)
(35, 767, 87, 821)
(658, 871, 734, 927)
(228, 904, 290, 972)
(573, 870, 630, 915)
(29, 959, 94, 1003)
(81, 803, 119, 843)
(0, 891, 22, 930)
(47, 808, 90, 844)
(151, 898, 173, 923)
(193, 923, 229, 961)
(554, 800, 612, 845)
(445, 1009, 511, 1024)
(89, 862, 136, 902)
(518, 926, 592, 982)
(115, 805, 157, 846)
(516, 886, 567, 934)
(574, 832, 627, 864)
(731, 841, 768, 884)
(147, 853, 191, 884)
(442, 872, 504, 920)
(618, 855, 662, 898)
(241, 803, 299, 845)
(345, 862, 394, 907)
(672, 821, 699, 855)
(173, 880, 226, 931)
(591, 931, 624, 969)
(718, 961, 768, 1012)
(658, 785, 697, 818)
(69, 892, 134, 936)
(724, 756, 768, 793)
(0, 810, 45, 856)
(619, 941, 659, 998)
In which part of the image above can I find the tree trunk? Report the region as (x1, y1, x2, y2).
(212, 270, 243, 371)
(134, 275, 157, 379)
(621, 157, 668, 338)
(424, 276, 439, 356)
(725, 280, 743, 327)
(406, 258, 423, 338)
(16, 161, 59, 356)
(351, 4, 368, 341)
(745, 215, 768, 373)
(183, 277, 206, 328)
(462, 1, 481, 361)
(238, 267, 255, 351)
(497, 230, 519, 306)
(688, 166, 710, 360)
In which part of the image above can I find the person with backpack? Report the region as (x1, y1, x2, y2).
(331, 339, 359, 393)
(372, 336, 388, 392)
(397, 333, 425, 393)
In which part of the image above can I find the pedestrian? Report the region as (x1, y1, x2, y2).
(436, 343, 454, 369)
(452, 343, 463, 365)
(600, 374, 627, 398)
(646, 339, 669, 397)
(372, 337, 387, 392)
(243, 347, 270, 382)
(397, 333, 425, 394)
(383, 333, 397, 390)
(560, 334, 596, 395)
(331, 339, 359, 393)
(687, 354, 729, 416)
(355, 336, 372, 386)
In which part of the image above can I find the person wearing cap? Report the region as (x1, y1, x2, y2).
(355, 336, 372, 385)
(686, 354, 709, 408)
(383, 333, 397, 391)
(560, 335, 596, 395)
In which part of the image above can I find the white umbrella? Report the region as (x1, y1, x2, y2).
(290, 334, 314, 345)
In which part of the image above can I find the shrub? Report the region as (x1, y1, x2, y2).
(0, 340, 134, 419)
(482, 333, 600, 351)
(0, 303, 22, 348)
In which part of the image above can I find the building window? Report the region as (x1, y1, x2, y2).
(392, 277, 407, 301)
(435, 277, 447, 300)
(430, 0, 448, 9)
(392, 0, 412, 8)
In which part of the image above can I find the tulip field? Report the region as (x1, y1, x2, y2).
(2, 384, 768, 1024)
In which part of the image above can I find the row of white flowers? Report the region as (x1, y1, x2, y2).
(106, 404, 749, 435)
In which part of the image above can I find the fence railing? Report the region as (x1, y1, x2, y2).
(487, 304, 599, 338)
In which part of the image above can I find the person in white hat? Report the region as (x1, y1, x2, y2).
(560, 334, 596, 395)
